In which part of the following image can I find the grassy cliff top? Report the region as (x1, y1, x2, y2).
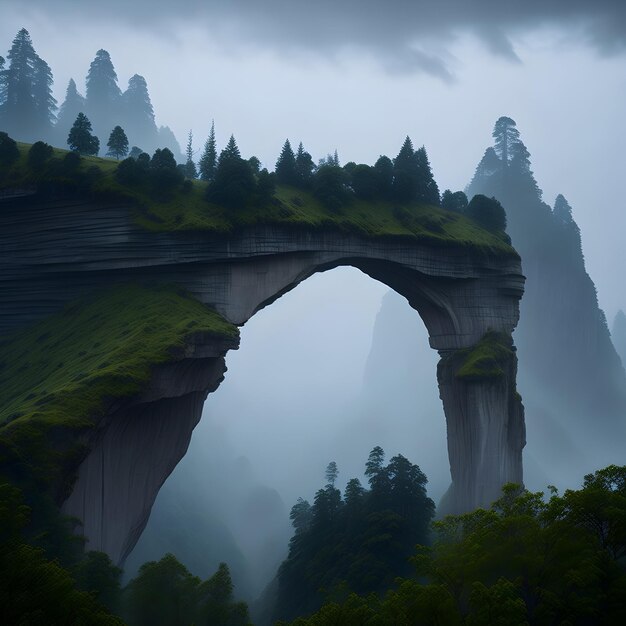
(1, 143, 518, 258)
(0, 285, 238, 490)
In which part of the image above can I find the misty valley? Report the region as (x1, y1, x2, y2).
(2, 16, 626, 626)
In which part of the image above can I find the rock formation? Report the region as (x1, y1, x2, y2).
(0, 196, 525, 564)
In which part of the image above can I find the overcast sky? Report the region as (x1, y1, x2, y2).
(2, 1, 625, 317)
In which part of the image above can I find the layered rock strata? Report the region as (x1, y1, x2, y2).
(1, 197, 525, 563)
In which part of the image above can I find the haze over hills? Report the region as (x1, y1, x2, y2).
(2, 3, 626, 619)
(0, 29, 183, 159)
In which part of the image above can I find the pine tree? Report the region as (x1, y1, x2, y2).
(199, 121, 217, 182)
(106, 125, 129, 159)
(209, 135, 256, 208)
(68, 112, 100, 156)
(0, 29, 39, 140)
(219, 135, 241, 163)
(295, 142, 315, 186)
(325, 462, 338, 486)
(374, 155, 394, 198)
(32, 55, 57, 137)
(393, 136, 418, 202)
(183, 130, 197, 179)
(85, 49, 121, 140)
(492, 116, 520, 166)
(122, 74, 158, 153)
(275, 139, 297, 185)
(57, 79, 86, 138)
(415, 146, 440, 205)
(466, 194, 507, 232)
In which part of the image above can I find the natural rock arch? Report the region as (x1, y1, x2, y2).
(0, 199, 525, 564)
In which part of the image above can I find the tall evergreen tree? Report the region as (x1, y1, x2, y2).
(295, 142, 315, 187)
(0, 29, 39, 140)
(219, 134, 241, 162)
(415, 146, 440, 205)
(392, 136, 418, 202)
(209, 135, 256, 208)
(199, 121, 217, 181)
(85, 49, 121, 140)
(275, 139, 297, 185)
(56, 79, 86, 139)
(325, 462, 338, 486)
(492, 116, 519, 166)
(32, 55, 57, 137)
(468, 146, 502, 192)
(67, 112, 99, 156)
(183, 129, 197, 179)
(374, 155, 394, 198)
(106, 125, 129, 159)
(121, 74, 158, 152)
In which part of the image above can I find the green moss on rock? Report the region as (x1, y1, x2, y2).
(454, 332, 515, 382)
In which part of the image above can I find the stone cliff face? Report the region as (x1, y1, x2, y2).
(61, 334, 237, 565)
(0, 197, 525, 563)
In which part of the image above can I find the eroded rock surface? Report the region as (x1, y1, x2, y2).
(0, 198, 525, 563)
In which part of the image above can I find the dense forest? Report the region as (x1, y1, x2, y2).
(0, 29, 181, 158)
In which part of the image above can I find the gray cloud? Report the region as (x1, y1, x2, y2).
(5, 1, 626, 78)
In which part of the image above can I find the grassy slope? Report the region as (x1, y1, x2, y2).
(0, 285, 238, 490)
(2, 143, 517, 258)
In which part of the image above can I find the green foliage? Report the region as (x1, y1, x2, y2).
(106, 125, 129, 160)
(2, 142, 516, 259)
(183, 129, 197, 179)
(0, 482, 123, 624)
(74, 551, 123, 613)
(27, 140, 54, 170)
(273, 448, 435, 622)
(492, 116, 519, 165)
(453, 331, 514, 381)
(0, 131, 19, 166)
(295, 142, 315, 187)
(149, 147, 183, 199)
(68, 112, 100, 156)
(312, 163, 350, 210)
(123, 554, 250, 626)
(350, 163, 379, 200)
(198, 120, 217, 182)
(284, 467, 626, 625)
(208, 135, 257, 208)
(466, 194, 507, 233)
(275, 139, 298, 185)
(441, 189, 468, 213)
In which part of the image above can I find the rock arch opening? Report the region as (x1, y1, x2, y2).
(60, 236, 524, 567)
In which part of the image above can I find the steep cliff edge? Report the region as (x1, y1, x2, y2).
(0, 286, 239, 564)
(0, 184, 524, 565)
